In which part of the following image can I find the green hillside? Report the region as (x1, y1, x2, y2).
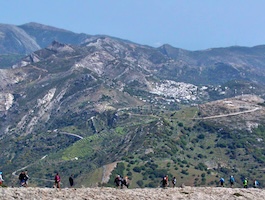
(2, 101, 264, 188)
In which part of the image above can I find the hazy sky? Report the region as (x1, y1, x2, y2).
(1, 0, 265, 50)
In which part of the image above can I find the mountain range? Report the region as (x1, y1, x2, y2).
(0, 22, 264, 188)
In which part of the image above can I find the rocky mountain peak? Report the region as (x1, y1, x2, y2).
(47, 40, 74, 52)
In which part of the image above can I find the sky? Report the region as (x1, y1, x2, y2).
(1, 0, 265, 51)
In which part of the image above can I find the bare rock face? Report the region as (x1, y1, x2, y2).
(0, 187, 264, 200)
(0, 93, 14, 111)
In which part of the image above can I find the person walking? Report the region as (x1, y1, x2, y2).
(253, 179, 259, 188)
(121, 176, 129, 188)
(114, 175, 122, 188)
(243, 178, 248, 188)
(172, 177, 177, 188)
(0, 171, 4, 186)
(161, 176, 167, 188)
(54, 173, 61, 189)
(229, 175, 235, 188)
(69, 174, 74, 187)
(25, 170, 30, 186)
(18, 171, 28, 187)
(219, 177, 225, 187)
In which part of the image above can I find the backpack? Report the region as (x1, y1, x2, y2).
(230, 177, 235, 183)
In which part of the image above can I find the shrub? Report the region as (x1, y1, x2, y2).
(149, 174, 155, 180)
(197, 134, 205, 140)
(196, 163, 207, 171)
(133, 166, 142, 173)
(137, 180, 144, 187)
(181, 170, 189, 175)
(147, 182, 157, 188)
(216, 143, 227, 148)
(153, 169, 168, 177)
(129, 160, 136, 165)
(197, 154, 203, 158)
(178, 122, 183, 127)
(182, 160, 188, 164)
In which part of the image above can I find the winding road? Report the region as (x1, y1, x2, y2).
(59, 131, 84, 139)
(193, 107, 261, 120)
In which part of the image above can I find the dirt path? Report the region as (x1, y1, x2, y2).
(101, 162, 118, 183)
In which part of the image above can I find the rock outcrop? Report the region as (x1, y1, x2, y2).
(0, 187, 264, 200)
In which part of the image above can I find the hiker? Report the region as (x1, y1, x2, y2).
(172, 177, 176, 188)
(229, 175, 235, 187)
(166, 175, 169, 187)
(161, 176, 168, 188)
(0, 171, 4, 186)
(114, 175, 122, 188)
(253, 180, 259, 188)
(219, 177, 225, 187)
(122, 176, 129, 188)
(243, 178, 248, 188)
(54, 173, 61, 189)
(25, 170, 30, 186)
(69, 174, 74, 187)
(18, 171, 28, 187)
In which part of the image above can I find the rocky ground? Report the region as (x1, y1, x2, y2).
(0, 186, 264, 200)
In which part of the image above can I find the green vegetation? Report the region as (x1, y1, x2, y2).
(1, 96, 265, 188)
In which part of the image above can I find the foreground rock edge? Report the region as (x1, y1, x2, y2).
(0, 186, 264, 200)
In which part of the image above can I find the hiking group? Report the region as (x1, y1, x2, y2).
(0, 169, 262, 189)
(113, 174, 177, 189)
(219, 176, 260, 188)
(18, 171, 73, 188)
(54, 173, 75, 189)
(114, 175, 129, 189)
(161, 175, 177, 188)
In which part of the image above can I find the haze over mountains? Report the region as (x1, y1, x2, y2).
(0, 22, 264, 188)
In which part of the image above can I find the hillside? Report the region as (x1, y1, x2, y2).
(0, 187, 264, 200)
(0, 22, 265, 188)
(1, 94, 264, 189)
